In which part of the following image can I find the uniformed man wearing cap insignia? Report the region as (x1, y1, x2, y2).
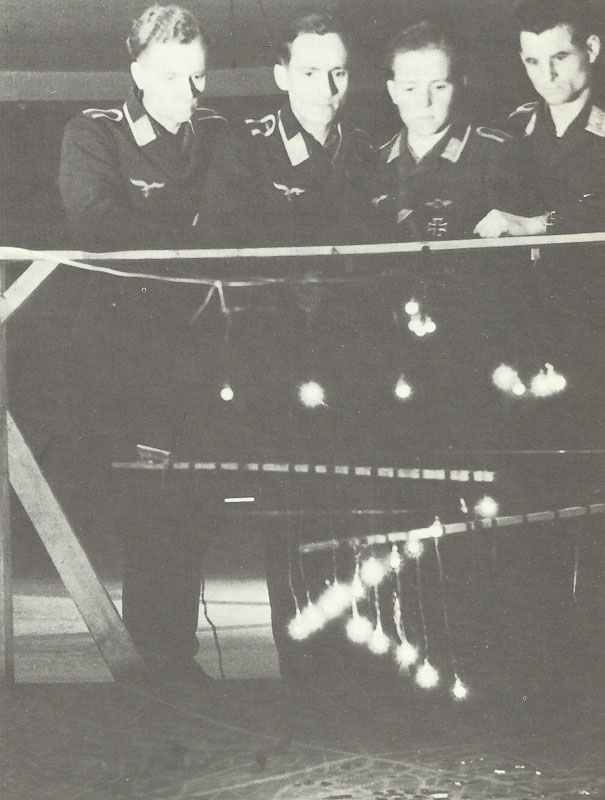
(373, 19, 522, 241)
(475, 0, 605, 237)
(58, 4, 227, 689)
(199, 12, 375, 247)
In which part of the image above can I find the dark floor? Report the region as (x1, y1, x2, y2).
(2, 674, 605, 800)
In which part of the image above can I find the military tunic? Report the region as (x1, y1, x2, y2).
(199, 102, 376, 246)
(372, 118, 522, 240)
(507, 99, 605, 233)
(58, 89, 228, 671)
(59, 88, 227, 250)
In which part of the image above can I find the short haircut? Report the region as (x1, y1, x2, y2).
(274, 12, 351, 65)
(384, 19, 466, 79)
(514, 0, 596, 43)
(126, 3, 207, 60)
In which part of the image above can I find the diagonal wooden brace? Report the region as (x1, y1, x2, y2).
(7, 413, 146, 681)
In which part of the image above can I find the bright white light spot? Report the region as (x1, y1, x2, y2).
(298, 381, 326, 408)
(404, 538, 424, 559)
(492, 364, 519, 392)
(394, 375, 413, 400)
(512, 380, 526, 397)
(368, 625, 391, 655)
(475, 495, 499, 518)
(424, 316, 437, 334)
(220, 383, 234, 402)
(288, 610, 309, 640)
(530, 363, 567, 398)
(346, 614, 373, 644)
(351, 572, 366, 599)
(360, 556, 386, 587)
(452, 674, 469, 700)
(389, 545, 402, 571)
(302, 602, 326, 634)
(395, 639, 419, 669)
(404, 299, 420, 316)
(317, 581, 351, 619)
(416, 659, 440, 689)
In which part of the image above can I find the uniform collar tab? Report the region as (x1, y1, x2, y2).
(383, 131, 402, 163)
(124, 89, 158, 147)
(586, 104, 605, 137)
(278, 106, 311, 166)
(440, 123, 472, 163)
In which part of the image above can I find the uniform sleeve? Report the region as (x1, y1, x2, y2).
(195, 129, 261, 246)
(59, 116, 180, 250)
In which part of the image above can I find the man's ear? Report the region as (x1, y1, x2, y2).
(273, 62, 288, 92)
(130, 61, 144, 90)
(386, 78, 397, 105)
(586, 33, 601, 64)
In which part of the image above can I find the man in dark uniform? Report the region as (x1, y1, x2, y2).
(374, 19, 522, 241)
(59, 3, 227, 685)
(199, 14, 375, 247)
(475, 0, 604, 237)
(199, 13, 376, 684)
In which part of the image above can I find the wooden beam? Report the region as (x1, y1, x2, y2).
(0, 266, 14, 689)
(7, 413, 146, 681)
(0, 261, 59, 325)
(2, 231, 605, 265)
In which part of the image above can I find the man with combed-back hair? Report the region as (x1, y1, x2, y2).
(199, 12, 375, 246)
(58, 4, 227, 688)
(475, 0, 605, 236)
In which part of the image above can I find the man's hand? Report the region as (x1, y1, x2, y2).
(474, 209, 549, 238)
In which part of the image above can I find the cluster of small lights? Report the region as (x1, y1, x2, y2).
(404, 298, 437, 337)
(530, 363, 567, 397)
(493, 362, 567, 399)
(287, 541, 471, 701)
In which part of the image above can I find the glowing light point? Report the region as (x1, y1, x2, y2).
(408, 315, 425, 336)
(360, 556, 386, 587)
(530, 363, 567, 398)
(317, 581, 351, 619)
(404, 538, 424, 559)
(346, 614, 373, 644)
(415, 659, 440, 689)
(452, 675, 469, 701)
(389, 544, 403, 572)
(428, 517, 444, 538)
(492, 364, 518, 392)
(288, 610, 308, 641)
(220, 383, 234, 402)
(424, 316, 437, 334)
(404, 299, 420, 316)
(475, 495, 499, 519)
(512, 380, 527, 397)
(298, 381, 326, 408)
(302, 601, 326, 634)
(394, 375, 413, 400)
(368, 625, 391, 655)
(395, 639, 419, 669)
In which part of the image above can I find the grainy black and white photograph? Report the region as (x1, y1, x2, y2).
(1, 1, 605, 798)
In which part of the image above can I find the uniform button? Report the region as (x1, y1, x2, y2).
(141, 286, 148, 294)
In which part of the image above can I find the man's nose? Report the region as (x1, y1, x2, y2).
(419, 88, 433, 108)
(546, 60, 558, 82)
(319, 72, 337, 97)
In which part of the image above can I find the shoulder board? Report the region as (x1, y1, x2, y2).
(476, 126, 512, 144)
(81, 107, 123, 122)
(586, 105, 605, 138)
(244, 113, 277, 137)
(508, 100, 539, 119)
(194, 107, 228, 123)
(379, 131, 399, 151)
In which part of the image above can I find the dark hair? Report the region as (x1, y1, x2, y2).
(514, 0, 596, 43)
(126, 3, 207, 60)
(383, 19, 466, 79)
(274, 12, 351, 65)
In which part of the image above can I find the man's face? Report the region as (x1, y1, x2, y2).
(520, 24, 600, 106)
(387, 47, 458, 138)
(274, 32, 349, 132)
(131, 37, 207, 127)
